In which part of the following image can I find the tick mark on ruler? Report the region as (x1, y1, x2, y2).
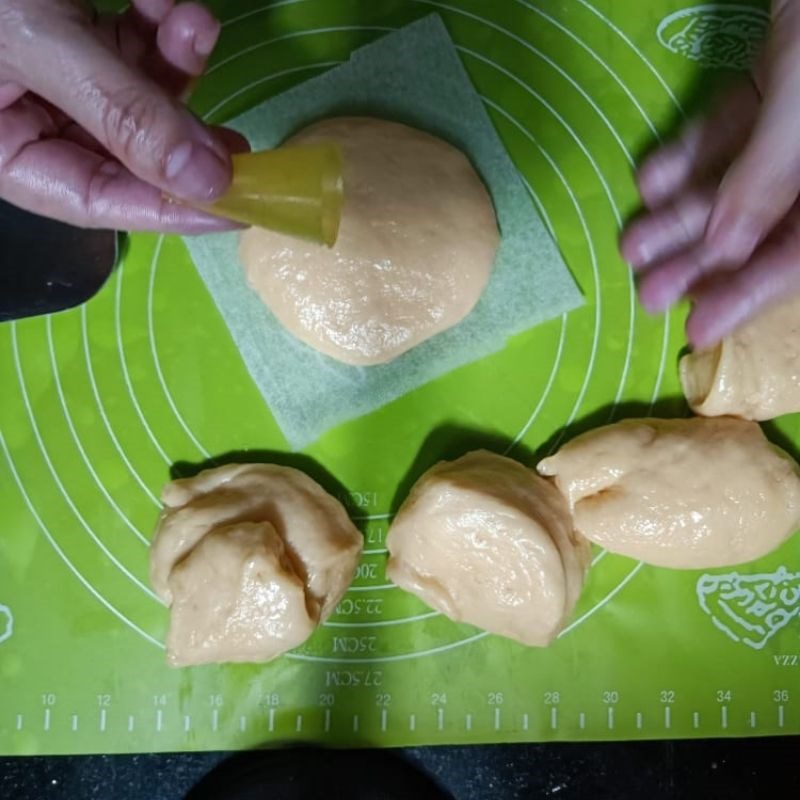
(465, 713, 472, 731)
(409, 714, 416, 732)
(494, 708, 501, 731)
(380, 708, 387, 732)
(607, 707, 614, 730)
(692, 712, 700, 730)
(212, 709, 219, 732)
(99, 708, 107, 732)
(268, 708, 275, 733)
(664, 707, 671, 729)
(15, 714, 22, 731)
(749, 711, 757, 729)
(296, 714, 303, 732)
(184, 715, 191, 733)
(71, 714, 78, 733)
(156, 709, 163, 732)
(43, 708, 51, 732)
(579, 713, 586, 730)
(721, 706, 728, 729)
(522, 713, 529, 731)
(352, 714, 359, 733)
(127, 715, 135, 733)
(636, 712, 642, 730)
(239, 716, 247, 733)
(550, 707, 557, 730)
(778, 705, 785, 728)
(438, 708, 445, 731)
(324, 709, 331, 733)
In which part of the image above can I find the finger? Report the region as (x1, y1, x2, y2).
(636, 82, 760, 209)
(687, 211, 800, 347)
(0, 137, 239, 233)
(130, 0, 174, 26)
(95, 16, 187, 99)
(0, 82, 26, 109)
(636, 234, 743, 315)
(156, 2, 220, 78)
(20, 19, 231, 204)
(705, 1, 800, 264)
(105, 2, 220, 92)
(94, 5, 212, 104)
(621, 184, 715, 270)
(0, 93, 232, 232)
(0, 96, 55, 165)
(23, 96, 110, 157)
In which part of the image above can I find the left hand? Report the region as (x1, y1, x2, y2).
(0, 0, 249, 233)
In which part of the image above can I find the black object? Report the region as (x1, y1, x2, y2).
(2, 739, 799, 800)
(185, 746, 454, 800)
(0, 199, 117, 321)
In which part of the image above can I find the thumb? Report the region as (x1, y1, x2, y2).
(23, 16, 230, 203)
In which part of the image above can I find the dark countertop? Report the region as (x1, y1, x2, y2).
(1, 738, 799, 799)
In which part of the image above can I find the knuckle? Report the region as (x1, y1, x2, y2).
(83, 159, 125, 225)
(0, 1, 89, 45)
(98, 85, 171, 171)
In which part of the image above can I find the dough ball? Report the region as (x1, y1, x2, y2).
(166, 522, 316, 667)
(150, 464, 363, 666)
(538, 417, 800, 568)
(681, 296, 800, 420)
(239, 117, 499, 366)
(386, 451, 590, 647)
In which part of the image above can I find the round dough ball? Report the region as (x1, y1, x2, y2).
(681, 296, 800, 420)
(239, 117, 500, 366)
(386, 451, 590, 647)
(150, 463, 363, 666)
(538, 417, 800, 568)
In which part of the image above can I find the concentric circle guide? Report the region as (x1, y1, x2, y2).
(1, 0, 680, 664)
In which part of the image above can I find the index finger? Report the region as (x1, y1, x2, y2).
(1, 133, 237, 233)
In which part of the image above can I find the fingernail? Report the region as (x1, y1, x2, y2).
(640, 291, 669, 315)
(686, 314, 721, 351)
(165, 140, 230, 202)
(620, 230, 654, 270)
(193, 22, 220, 58)
(638, 281, 666, 314)
(637, 155, 685, 209)
(639, 273, 686, 315)
(638, 162, 670, 206)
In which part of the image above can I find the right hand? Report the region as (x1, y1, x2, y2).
(620, 0, 800, 348)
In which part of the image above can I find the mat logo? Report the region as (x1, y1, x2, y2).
(0, 604, 12, 645)
(657, 4, 769, 70)
(697, 567, 800, 650)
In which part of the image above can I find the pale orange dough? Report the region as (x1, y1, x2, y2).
(681, 296, 800, 420)
(386, 451, 590, 647)
(538, 417, 800, 569)
(150, 463, 362, 667)
(239, 117, 499, 366)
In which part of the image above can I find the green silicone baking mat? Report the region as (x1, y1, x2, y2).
(2, 0, 798, 756)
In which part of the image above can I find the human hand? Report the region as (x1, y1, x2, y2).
(620, 0, 800, 348)
(0, 0, 248, 233)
